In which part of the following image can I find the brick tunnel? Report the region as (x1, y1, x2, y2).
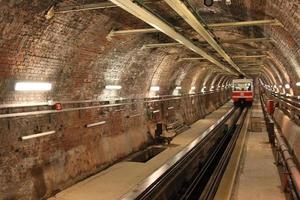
(0, 1, 300, 200)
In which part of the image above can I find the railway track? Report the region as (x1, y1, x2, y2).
(121, 106, 248, 200)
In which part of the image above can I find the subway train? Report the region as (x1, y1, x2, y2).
(232, 79, 254, 106)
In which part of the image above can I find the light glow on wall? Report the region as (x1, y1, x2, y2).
(105, 85, 122, 90)
(285, 84, 291, 89)
(150, 86, 160, 91)
(15, 82, 52, 91)
(189, 86, 196, 94)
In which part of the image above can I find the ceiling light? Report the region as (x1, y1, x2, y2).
(191, 86, 196, 90)
(150, 86, 160, 91)
(175, 86, 182, 90)
(225, 0, 231, 5)
(285, 84, 290, 89)
(204, 0, 214, 7)
(15, 82, 52, 91)
(296, 82, 300, 87)
(105, 85, 122, 90)
(279, 85, 283, 88)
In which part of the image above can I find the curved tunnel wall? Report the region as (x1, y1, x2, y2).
(0, 0, 300, 199)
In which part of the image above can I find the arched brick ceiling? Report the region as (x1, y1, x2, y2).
(0, 0, 299, 104)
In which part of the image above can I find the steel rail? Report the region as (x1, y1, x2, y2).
(121, 107, 236, 200)
(181, 108, 246, 200)
(200, 108, 248, 200)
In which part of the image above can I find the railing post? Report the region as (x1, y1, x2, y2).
(267, 120, 275, 146)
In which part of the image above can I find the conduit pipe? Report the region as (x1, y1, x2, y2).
(163, 0, 245, 76)
(275, 131, 300, 197)
(109, 0, 237, 75)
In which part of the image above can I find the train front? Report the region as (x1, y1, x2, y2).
(232, 79, 254, 106)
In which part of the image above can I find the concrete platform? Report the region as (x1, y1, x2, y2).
(49, 103, 233, 200)
(231, 102, 285, 200)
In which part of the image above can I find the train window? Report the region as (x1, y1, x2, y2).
(233, 83, 252, 91)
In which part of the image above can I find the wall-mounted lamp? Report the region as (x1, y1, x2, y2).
(105, 85, 122, 90)
(150, 86, 160, 91)
(15, 82, 52, 91)
(225, 0, 232, 5)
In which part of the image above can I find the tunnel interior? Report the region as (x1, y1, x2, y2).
(0, 0, 300, 199)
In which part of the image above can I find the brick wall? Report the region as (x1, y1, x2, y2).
(0, 90, 231, 200)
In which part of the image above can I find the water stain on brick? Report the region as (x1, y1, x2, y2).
(31, 166, 47, 200)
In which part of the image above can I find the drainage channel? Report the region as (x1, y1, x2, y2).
(120, 106, 248, 200)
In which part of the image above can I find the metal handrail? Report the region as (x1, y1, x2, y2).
(0, 90, 231, 119)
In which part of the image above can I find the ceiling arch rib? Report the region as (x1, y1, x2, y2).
(109, 0, 238, 76)
(164, 0, 245, 76)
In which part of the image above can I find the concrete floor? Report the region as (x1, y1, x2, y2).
(232, 104, 285, 200)
(49, 103, 232, 200)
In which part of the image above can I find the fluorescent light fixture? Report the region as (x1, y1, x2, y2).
(21, 131, 56, 140)
(296, 82, 300, 87)
(225, 0, 231, 5)
(285, 84, 290, 89)
(15, 82, 52, 91)
(128, 114, 141, 118)
(175, 86, 182, 90)
(105, 85, 122, 90)
(86, 121, 106, 128)
(150, 86, 160, 91)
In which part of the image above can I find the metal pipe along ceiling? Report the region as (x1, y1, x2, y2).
(109, 0, 238, 76)
(163, 0, 245, 76)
